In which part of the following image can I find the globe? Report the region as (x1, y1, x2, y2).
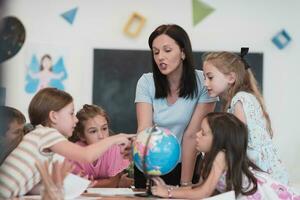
(133, 126, 181, 176)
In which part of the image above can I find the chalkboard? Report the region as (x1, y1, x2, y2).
(93, 49, 263, 134)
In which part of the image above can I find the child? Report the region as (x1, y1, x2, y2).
(0, 88, 134, 198)
(69, 104, 133, 188)
(0, 106, 26, 165)
(151, 112, 300, 199)
(201, 48, 289, 184)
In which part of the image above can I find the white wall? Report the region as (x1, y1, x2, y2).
(2, 0, 300, 186)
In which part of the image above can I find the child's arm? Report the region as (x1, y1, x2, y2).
(152, 151, 226, 199)
(118, 173, 134, 188)
(91, 173, 122, 188)
(233, 101, 247, 124)
(50, 134, 135, 163)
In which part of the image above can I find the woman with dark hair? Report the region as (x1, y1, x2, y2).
(134, 24, 217, 187)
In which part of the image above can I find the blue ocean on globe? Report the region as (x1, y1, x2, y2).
(133, 126, 181, 176)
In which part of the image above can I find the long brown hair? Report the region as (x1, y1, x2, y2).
(200, 112, 260, 196)
(148, 24, 198, 99)
(69, 104, 111, 142)
(202, 52, 273, 137)
(28, 87, 73, 127)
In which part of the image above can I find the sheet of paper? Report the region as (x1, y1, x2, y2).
(203, 190, 235, 200)
(21, 195, 100, 200)
(74, 196, 101, 200)
(63, 173, 91, 199)
(52, 154, 91, 199)
(87, 188, 145, 196)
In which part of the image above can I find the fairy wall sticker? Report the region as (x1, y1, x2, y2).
(25, 54, 68, 93)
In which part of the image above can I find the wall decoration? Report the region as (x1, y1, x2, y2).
(61, 7, 78, 25)
(93, 49, 263, 134)
(192, 0, 214, 26)
(272, 29, 291, 49)
(123, 12, 146, 37)
(0, 16, 25, 63)
(25, 54, 68, 94)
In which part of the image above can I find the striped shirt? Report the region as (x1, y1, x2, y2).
(0, 125, 67, 198)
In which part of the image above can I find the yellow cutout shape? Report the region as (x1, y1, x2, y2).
(123, 12, 146, 37)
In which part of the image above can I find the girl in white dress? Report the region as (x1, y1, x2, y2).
(202, 48, 288, 184)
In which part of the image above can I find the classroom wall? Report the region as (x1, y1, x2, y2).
(1, 0, 300, 186)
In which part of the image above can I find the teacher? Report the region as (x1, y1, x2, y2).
(134, 24, 217, 187)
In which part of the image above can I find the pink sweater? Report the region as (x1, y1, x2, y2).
(71, 141, 130, 179)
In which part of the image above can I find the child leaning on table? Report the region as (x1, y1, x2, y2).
(69, 104, 133, 188)
(0, 88, 134, 199)
(151, 112, 300, 199)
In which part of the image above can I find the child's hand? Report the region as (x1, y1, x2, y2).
(86, 175, 97, 188)
(151, 177, 169, 198)
(51, 160, 73, 187)
(114, 133, 136, 146)
(120, 136, 135, 160)
(152, 176, 166, 186)
(120, 144, 132, 160)
(114, 134, 135, 157)
(36, 160, 74, 199)
(118, 173, 134, 188)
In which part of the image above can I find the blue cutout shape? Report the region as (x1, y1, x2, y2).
(61, 7, 78, 25)
(25, 54, 68, 94)
(49, 57, 67, 90)
(272, 29, 291, 49)
(25, 55, 39, 93)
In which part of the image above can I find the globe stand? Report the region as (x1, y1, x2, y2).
(135, 125, 157, 197)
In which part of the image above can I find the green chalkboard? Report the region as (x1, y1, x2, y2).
(93, 49, 263, 134)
